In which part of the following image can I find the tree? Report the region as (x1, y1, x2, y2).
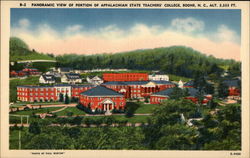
(59, 93, 64, 102)
(217, 80, 229, 98)
(64, 93, 70, 104)
(155, 124, 198, 150)
(170, 87, 183, 100)
(70, 116, 83, 126)
(29, 122, 41, 134)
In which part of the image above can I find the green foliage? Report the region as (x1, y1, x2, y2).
(28, 122, 41, 134)
(218, 80, 229, 98)
(170, 87, 184, 100)
(125, 102, 140, 117)
(155, 124, 198, 150)
(59, 93, 64, 102)
(64, 93, 70, 104)
(56, 46, 240, 78)
(10, 37, 29, 50)
(197, 104, 241, 150)
(10, 37, 54, 62)
(151, 99, 197, 126)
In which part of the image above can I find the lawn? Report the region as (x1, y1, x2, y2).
(112, 115, 150, 123)
(11, 102, 64, 107)
(168, 74, 192, 82)
(125, 102, 156, 114)
(10, 107, 62, 115)
(135, 103, 157, 114)
(56, 107, 86, 116)
(9, 128, 28, 149)
(82, 115, 150, 123)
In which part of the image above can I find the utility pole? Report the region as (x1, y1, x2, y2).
(19, 130, 21, 149)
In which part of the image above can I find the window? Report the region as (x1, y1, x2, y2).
(41, 88, 44, 91)
(35, 88, 38, 91)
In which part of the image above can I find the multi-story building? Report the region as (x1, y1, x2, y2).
(71, 85, 95, 99)
(102, 80, 175, 99)
(17, 84, 93, 102)
(79, 86, 126, 112)
(17, 85, 57, 102)
(103, 73, 148, 82)
(150, 87, 212, 104)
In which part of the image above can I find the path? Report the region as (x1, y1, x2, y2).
(10, 104, 76, 112)
(17, 60, 56, 63)
(50, 106, 68, 113)
(10, 122, 149, 128)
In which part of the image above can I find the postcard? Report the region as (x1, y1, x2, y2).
(1, 1, 249, 158)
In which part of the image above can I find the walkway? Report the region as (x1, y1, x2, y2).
(10, 122, 149, 128)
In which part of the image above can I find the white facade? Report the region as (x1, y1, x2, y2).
(39, 75, 55, 84)
(149, 74, 169, 81)
(61, 74, 82, 84)
(86, 76, 104, 85)
(55, 85, 72, 99)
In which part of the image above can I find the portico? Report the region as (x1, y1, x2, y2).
(102, 99, 114, 111)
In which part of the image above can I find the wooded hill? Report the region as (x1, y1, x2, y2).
(56, 46, 240, 78)
(10, 37, 241, 78)
(10, 37, 54, 62)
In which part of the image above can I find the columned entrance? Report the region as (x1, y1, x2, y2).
(103, 103, 114, 111)
(102, 99, 114, 111)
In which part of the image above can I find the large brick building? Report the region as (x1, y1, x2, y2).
(103, 73, 148, 82)
(17, 84, 93, 102)
(102, 80, 175, 99)
(150, 88, 212, 104)
(79, 86, 126, 111)
(17, 85, 57, 102)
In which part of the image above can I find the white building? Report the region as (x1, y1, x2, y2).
(39, 75, 56, 84)
(149, 74, 169, 81)
(61, 73, 82, 84)
(86, 76, 104, 85)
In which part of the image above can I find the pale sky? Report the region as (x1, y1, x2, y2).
(11, 9, 241, 61)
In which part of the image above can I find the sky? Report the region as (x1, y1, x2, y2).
(11, 9, 241, 60)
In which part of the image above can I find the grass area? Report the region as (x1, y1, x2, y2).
(11, 102, 65, 107)
(135, 103, 156, 114)
(10, 116, 29, 124)
(168, 74, 192, 82)
(56, 107, 86, 116)
(10, 107, 62, 115)
(112, 115, 150, 123)
(82, 115, 150, 123)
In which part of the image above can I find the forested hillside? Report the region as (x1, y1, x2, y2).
(10, 37, 54, 62)
(56, 46, 241, 78)
(9, 37, 240, 78)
